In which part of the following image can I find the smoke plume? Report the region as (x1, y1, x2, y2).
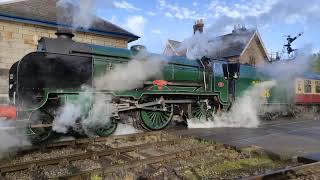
(57, 0, 97, 29)
(178, 30, 251, 60)
(257, 44, 315, 80)
(188, 80, 276, 128)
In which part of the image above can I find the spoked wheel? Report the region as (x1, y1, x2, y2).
(95, 120, 118, 137)
(139, 98, 174, 130)
(28, 110, 54, 144)
(192, 101, 214, 121)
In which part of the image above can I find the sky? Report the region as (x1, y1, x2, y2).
(1, 0, 320, 55)
(96, 0, 320, 55)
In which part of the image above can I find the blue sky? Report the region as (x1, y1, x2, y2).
(1, 0, 319, 55)
(95, 0, 320, 55)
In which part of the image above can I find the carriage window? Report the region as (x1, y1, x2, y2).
(304, 80, 312, 93)
(316, 81, 320, 93)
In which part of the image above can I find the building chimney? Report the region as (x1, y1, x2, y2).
(232, 24, 247, 34)
(193, 19, 204, 34)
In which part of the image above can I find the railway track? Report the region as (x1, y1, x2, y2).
(0, 131, 295, 179)
(245, 161, 320, 180)
(11, 131, 166, 156)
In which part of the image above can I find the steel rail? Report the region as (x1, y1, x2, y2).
(16, 131, 166, 154)
(0, 140, 178, 174)
(56, 144, 215, 179)
(245, 161, 320, 180)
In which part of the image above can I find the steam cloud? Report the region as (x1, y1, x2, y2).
(257, 45, 315, 80)
(57, 0, 97, 29)
(0, 119, 30, 159)
(53, 57, 165, 135)
(114, 123, 141, 135)
(188, 80, 276, 128)
(178, 30, 250, 60)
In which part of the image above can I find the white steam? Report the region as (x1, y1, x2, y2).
(52, 57, 164, 135)
(178, 30, 251, 60)
(257, 45, 315, 80)
(114, 123, 141, 135)
(96, 58, 164, 91)
(57, 0, 97, 29)
(53, 89, 92, 133)
(188, 80, 276, 128)
(72, 0, 95, 29)
(0, 120, 30, 159)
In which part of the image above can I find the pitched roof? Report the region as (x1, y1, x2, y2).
(167, 39, 182, 50)
(210, 30, 255, 58)
(165, 29, 268, 60)
(0, 0, 139, 42)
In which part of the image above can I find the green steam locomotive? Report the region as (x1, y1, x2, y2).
(8, 30, 269, 143)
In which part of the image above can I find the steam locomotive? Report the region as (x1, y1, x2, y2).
(3, 30, 320, 143)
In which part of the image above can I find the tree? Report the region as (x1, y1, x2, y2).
(313, 53, 320, 73)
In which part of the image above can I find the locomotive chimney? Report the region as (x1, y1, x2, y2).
(193, 19, 204, 34)
(55, 29, 75, 40)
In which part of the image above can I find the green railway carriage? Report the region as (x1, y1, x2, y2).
(8, 30, 266, 143)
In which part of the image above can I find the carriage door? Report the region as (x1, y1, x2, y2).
(222, 63, 240, 102)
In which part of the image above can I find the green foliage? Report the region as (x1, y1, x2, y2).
(313, 53, 320, 73)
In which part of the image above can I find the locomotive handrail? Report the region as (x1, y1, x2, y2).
(144, 81, 204, 87)
(71, 50, 131, 60)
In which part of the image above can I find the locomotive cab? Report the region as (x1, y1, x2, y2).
(222, 63, 240, 102)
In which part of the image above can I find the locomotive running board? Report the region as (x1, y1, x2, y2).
(117, 99, 196, 112)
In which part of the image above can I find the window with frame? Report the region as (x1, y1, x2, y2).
(297, 80, 303, 93)
(249, 56, 256, 66)
(316, 81, 320, 93)
(304, 80, 312, 93)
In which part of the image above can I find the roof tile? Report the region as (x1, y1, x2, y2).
(0, 0, 139, 42)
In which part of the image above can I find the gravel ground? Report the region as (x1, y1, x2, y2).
(7, 147, 85, 165)
(1, 133, 297, 179)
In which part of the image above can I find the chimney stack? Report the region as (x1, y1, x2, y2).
(193, 19, 204, 34)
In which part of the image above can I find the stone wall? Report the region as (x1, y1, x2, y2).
(0, 19, 128, 101)
(239, 36, 266, 65)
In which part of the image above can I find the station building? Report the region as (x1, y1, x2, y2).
(0, 0, 139, 102)
(163, 20, 270, 66)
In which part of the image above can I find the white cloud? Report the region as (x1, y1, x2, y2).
(207, 0, 320, 34)
(124, 15, 146, 36)
(113, 0, 141, 11)
(151, 29, 161, 34)
(209, 0, 277, 19)
(192, 2, 198, 6)
(147, 11, 156, 16)
(158, 0, 199, 20)
(165, 12, 173, 18)
(0, 0, 26, 5)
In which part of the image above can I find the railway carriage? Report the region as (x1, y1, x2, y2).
(295, 74, 320, 104)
